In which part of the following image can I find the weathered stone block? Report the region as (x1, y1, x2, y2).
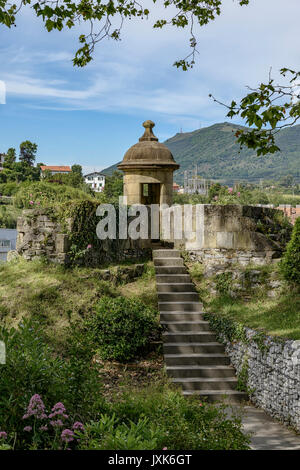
(216, 231, 234, 249)
(55, 233, 70, 253)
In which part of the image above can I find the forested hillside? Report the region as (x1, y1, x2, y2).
(103, 122, 300, 184)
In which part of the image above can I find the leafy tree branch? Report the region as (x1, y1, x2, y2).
(0, 0, 249, 69)
(209, 68, 300, 155)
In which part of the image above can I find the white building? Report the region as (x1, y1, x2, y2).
(84, 172, 106, 192)
(0, 228, 17, 262)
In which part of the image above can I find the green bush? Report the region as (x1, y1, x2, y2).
(0, 205, 19, 228)
(78, 385, 250, 450)
(0, 182, 19, 196)
(0, 319, 104, 446)
(215, 272, 234, 295)
(84, 296, 160, 362)
(280, 217, 300, 284)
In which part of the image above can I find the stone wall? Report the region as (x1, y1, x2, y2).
(211, 322, 300, 430)
(161, 204, 291, 270)
(16, 209, 152, 266)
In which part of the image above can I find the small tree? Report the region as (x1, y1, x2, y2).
(71, 164, 83, 176)
(280, 217, 300, 285)
(104, 171, 123, 198)
(4, 148, 16, 166)
(19, 141, 38, 167)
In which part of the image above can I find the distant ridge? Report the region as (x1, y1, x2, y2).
(102, 122, 300, 184)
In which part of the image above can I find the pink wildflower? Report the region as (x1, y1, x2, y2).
(39, 425, 48, 431)
(23, 394, 47, 420)
(0, 431, 7, 440)
(87, 244, 92, 249)
(61, 429, 75, 443)
(23, 426, 32, 432)
(72, 422, 84, 432)
(49, 402, 68, 419)
(237, 192, 241, 197)
(228, 187, 233, 193)
(214, 196, 218, 200)
(162, 447, 168, 450)
(29, 201, 34, 205)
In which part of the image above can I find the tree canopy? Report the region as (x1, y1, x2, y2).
(0, 1, 249, 69)
(19, 141, 38, 166)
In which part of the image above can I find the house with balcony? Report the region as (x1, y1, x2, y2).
(84, 172, 106, 192)
(0, 228, 17, 262)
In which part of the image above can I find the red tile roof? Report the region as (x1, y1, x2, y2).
(40, 166, 72, 172)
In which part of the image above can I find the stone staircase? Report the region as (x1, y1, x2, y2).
(153, 248, 248, 403)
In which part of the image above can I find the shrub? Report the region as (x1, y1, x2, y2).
(84, 296, 160, 362)
(0, 182, 19, 196)
(14, 181, 93, 209)
(280, 217, 300, 284)
(0, 319, 104, 447)
(0, 205, 19, 228)
(215, 272, 233, 295)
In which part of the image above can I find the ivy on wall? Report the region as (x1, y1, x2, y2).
(203, 312, 273, 354)
(56, 199, 121, 263)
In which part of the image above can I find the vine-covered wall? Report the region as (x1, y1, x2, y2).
(16, 201, 152, 266)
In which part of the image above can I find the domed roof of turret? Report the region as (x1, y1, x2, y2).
(118, 120, 179, 170)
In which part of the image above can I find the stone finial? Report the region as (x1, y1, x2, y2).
(139, 120, 159, 142)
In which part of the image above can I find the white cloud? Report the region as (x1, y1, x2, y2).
(1, 0, 299, 131)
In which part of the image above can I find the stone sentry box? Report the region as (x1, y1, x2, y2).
(117, 120, 179, 207)
(161, 204, 289, 268)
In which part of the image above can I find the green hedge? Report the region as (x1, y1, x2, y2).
(84, 296, 160, 362)
(14, 181, 93, 209)
(280, 217, 300, 284)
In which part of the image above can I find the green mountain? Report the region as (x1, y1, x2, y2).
(102, 122, 300, 184)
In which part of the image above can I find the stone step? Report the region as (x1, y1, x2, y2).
(158, 292, 200, 302)
(153, 247, 245, 403)
(154, 258, 184, 267)
(156, 283, 196, 293)
(166, 365, 236, 379)
(155, 266, 188, 275)
(153, 250, 181, 258)
(163, 342, 225, 354)
(163, 332, 216, 342)
(161, 320, 210, 331)
(173, 377, 239, 391)
(182, 390, 248, 403)
(156, 274, 191, 283)
(158, 301, 203, 312)
(160, 312, 204, 322)
(165, 354, 231, 366)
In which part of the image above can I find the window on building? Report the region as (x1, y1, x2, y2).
(0, 240, 11, 248)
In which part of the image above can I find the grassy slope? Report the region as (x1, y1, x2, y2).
(0, 258, 157, 351)
(189, 263, 300, 340)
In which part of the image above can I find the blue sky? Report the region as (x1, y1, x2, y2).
(0, 0, 299, 173)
